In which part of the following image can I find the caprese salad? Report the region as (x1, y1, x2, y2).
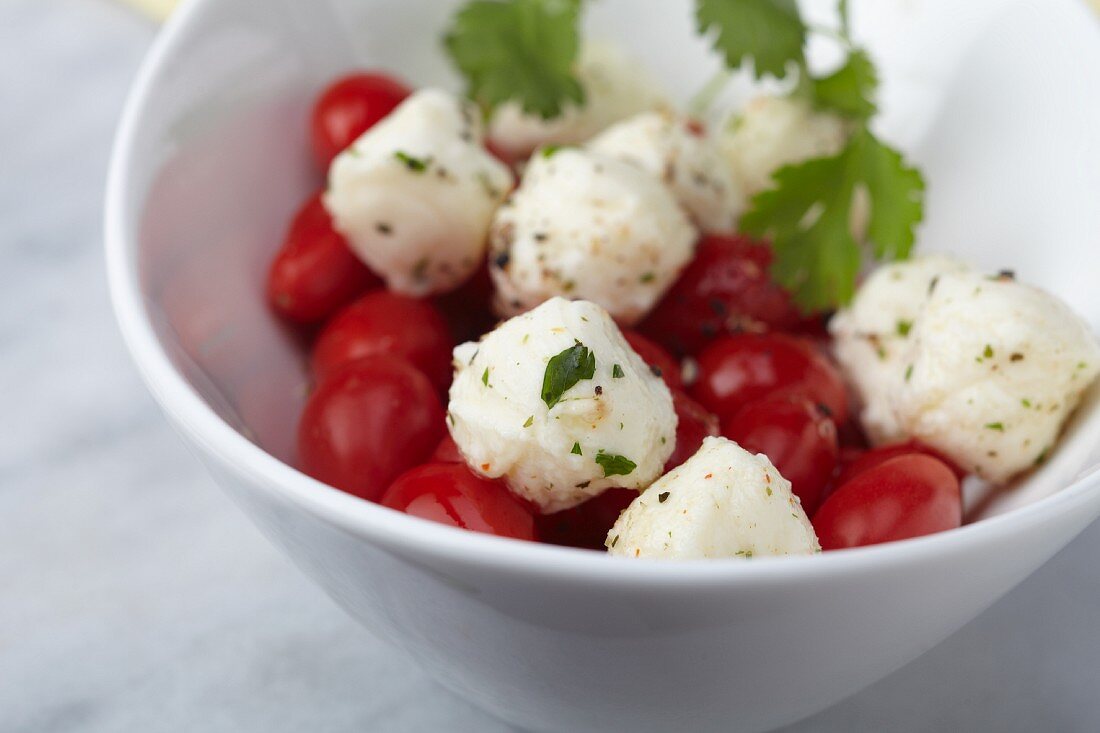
(264, 0, 1100, 559)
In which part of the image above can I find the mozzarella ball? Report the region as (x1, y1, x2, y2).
(588, 111, 745, 233)
(894, 272, 1100, 483)
(606, 437, 819, 559)
(721, 95, 849, 197)
(488, 41, 669, 160)
(489, 148, 697, 324)
(324, 89, 513, 296)
(830, 255, 971, 443)
(447, 298, 676, 513)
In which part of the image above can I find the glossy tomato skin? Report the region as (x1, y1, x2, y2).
(537, 489, 637, 550)
(298, 355, 444, 501)
(691, 333, 849, 424)
(431, 434, 464, 463)
(267, 192, 381, 324)
(721, 396, 838, 515)
(623, 329, 683, 391)
(666, 389, 720, 472)
(381, 463, 536, 541)
(311, 291, 455, 391)
(639, 234, 802, 356)
(835, 440, 967, 487)
(813, 455, 962, 550)
(310, 72, 412, 168)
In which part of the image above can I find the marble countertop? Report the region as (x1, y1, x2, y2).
(2, 1, 1099, 731)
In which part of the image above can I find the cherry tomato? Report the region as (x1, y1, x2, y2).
(835, 440, 967, 487)
(537, 489, 637, 550)
(667, 389, 720, 471)
(813, 455, 962, 550)
(381, 463, 536, 540)
(639, 234, 802, 356)
(267, 191, 381, 324)
(721, 396, 837, 515)
(310, 72, 411, 168)
(298, 355, 444, 501)
(431, 434, 464, 463)
(691, 333, 849, 424)
(432, 261, 498, 343)
(311, 291, 454, 391)
(623, 329, 683, 391)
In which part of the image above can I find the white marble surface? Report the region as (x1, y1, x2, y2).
(2, 1, 1100, 731)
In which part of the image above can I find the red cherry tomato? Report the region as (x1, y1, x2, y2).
(691, 333, 849, 424)
(639, 234, 802, 356)
(298, 355, 444, 501)
(835, 440, 967, 487)
(813, 455, 962, 550)
(311, 291, 454, 391)
(381, 463, 536, 540)
(721, 396, 838, 515)
(623, 329, 683, 391)
(667, 389, 720, 471)
(310, 72, 411, 168)
(267, 192, 381, 324)
(432, 261, 498, 343)
(431, 434, 464, 463)
(537, 489, 637, 550)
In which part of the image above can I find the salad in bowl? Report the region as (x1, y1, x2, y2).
(264, 0, 1099, 559)
(106, 0, 1100, 730)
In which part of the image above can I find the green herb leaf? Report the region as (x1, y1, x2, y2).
(896, 319, 912, 337)
(740, 127, 925, 311)
(523, 415, 534, 428)
(541, 341, 596, 408)
(695, 0, 806, 80)
(612, 364, 624, 379)
(443, 0, 586, 120)
(810, 49, 877, 121)
(571, 441, 582, 455)
(481, 367, 491, 386)
(394, 150, 430, 172)
(595, 451, 637, 477)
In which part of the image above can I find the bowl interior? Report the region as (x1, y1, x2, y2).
(130, 0, 1100, 518)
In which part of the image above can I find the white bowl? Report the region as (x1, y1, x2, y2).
(106, 1, 1100, 731)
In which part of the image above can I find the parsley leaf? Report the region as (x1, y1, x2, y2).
(695, 0, 806, 80)
(810, 49, 877, 121)
(740, 127, 925, 310)
(595, 451, 637, 477)
(542, 341, 596, 409)
(443, 0, 585, 120)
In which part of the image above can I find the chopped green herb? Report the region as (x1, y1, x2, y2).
(765, 486, 773, 497)
(576, 480, 591, 489)
(571, 442, 582, 455)
(612, 364, 624, 379)
(610, 534, 619, 548)
(639, 272, 656, 283)
(394, 150, 430, 172)
(983, 344, 994, 359)
(985, 422, 1005, 432)
(896, 319, 912, 337)
(447, 411, 455, 426)
(735, 549, 754, 558)
(595, 451, 637, 477)
(541, 144, 563, 158)
(523, 415, 534, 428)
(541, 340, 596, 409)
(1034, 448, 1050, 466)
(1022, 398, 1032, 408)
(481, 367, 490, 386)
(658, 491, 670, 503)
(904, 364, 913, 382)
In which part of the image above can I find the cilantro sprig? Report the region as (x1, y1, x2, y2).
(542, 340, 596, 409)
(443, 0, 586, 120)
(696, 0, 925, 311)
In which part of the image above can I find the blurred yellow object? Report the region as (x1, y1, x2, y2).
(120, 0, 178, 22)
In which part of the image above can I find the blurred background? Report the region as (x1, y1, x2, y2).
(2, 0, 1099, 731)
